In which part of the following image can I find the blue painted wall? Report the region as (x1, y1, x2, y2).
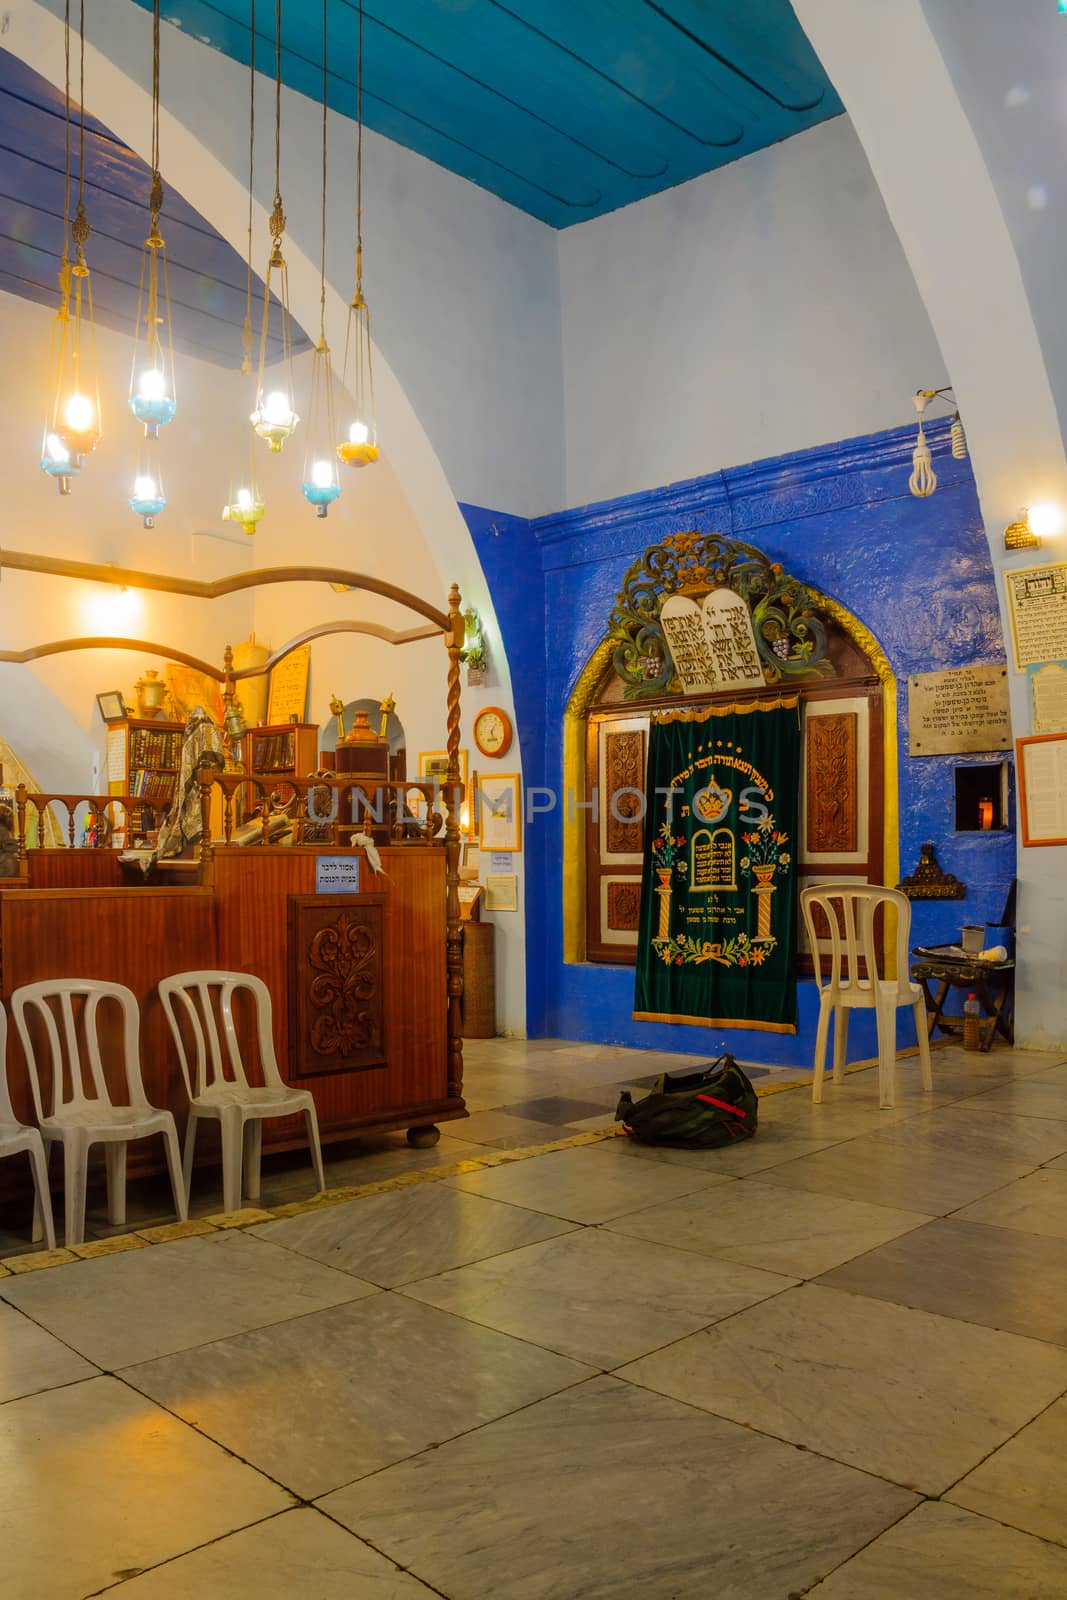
(463, 418, 1015, 1064)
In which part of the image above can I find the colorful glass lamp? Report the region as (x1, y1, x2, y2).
(251, 0, 299, 454)
(337, 0, 379, 471)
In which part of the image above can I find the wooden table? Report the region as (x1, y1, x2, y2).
(910, 947, 1015, 1052)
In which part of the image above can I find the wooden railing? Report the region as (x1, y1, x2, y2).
(195, 771, 465, 856)
(12, 784, 167, 854)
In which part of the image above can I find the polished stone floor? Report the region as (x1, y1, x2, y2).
(4, 1038, 1067, 1597)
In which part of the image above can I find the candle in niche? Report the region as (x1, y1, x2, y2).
(978, 798, 994, 830)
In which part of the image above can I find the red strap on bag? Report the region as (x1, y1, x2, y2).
(696, 1093, 747, 1119)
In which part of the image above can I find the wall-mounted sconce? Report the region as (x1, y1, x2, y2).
(907, 386, 967, 498)
(1004, 502, 1063, 551)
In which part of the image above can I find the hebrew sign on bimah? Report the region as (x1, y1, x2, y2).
(659, 588, 764, 695)
(908, 665, 1011, 756)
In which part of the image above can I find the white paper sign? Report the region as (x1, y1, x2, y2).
(315, 855, 361, 894)
(660, 589, 764, 695)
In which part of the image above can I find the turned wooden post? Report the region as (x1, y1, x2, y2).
(14, 783, 27, 859)
(444, 582, 466, 1102)
(198, 769, 214, 865)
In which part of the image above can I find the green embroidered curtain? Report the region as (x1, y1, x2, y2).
(633, 696, 801, 1034)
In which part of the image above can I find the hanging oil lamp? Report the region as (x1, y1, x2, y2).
(223, 0, 265, 534)
(337, 0, 379, 471)
(41, 0, 101, 490)
(250, 0, 299, 453)
(301, 0, 341, 517)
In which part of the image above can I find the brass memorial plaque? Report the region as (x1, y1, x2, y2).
(908, 665, 1011, 756)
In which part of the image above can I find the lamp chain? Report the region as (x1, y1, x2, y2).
(319, 0, 328, 341)
(71, 0, 90, 265)
(355, 0, 363, 304)
(269, 0, 284, 257)
(148, 0, 163, 232)
(242, 0, 256, 371)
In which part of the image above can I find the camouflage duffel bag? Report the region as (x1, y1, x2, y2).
(615, 1054, 758, 1147)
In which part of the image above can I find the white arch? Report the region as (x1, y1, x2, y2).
(794, 0, 1067, 1048)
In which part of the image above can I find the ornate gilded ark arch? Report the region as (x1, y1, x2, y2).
(562, 531, 899, 970)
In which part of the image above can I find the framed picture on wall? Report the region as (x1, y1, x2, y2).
(95, 690, 127, 723)
(476, 772, 522, 853)
(418, 749, 468, 787)
(1017, 733, 1067, 846)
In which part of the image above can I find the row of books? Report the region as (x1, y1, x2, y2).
(128, 768, 178, 801)
(130, 729, 182, 769)
(251, 731, 296, 772)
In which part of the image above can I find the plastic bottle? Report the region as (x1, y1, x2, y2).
(963, 993, 981, 1052)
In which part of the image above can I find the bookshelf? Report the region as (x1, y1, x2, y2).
(106, 718, 184, 826)
(247, 723, 320, 780)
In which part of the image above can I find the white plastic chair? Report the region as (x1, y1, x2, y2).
(10, 980, 186, 1246)
(801, 883, 933, 1108)
(159, 971, 325, 1214)
(0, 1004, 56, 1251)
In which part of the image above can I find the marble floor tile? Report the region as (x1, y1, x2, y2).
(124, 1292, 592, 1499)
(605, 1179, 930, 1278)
(617, 1282, 1067, 1493)
(817, 1217, 1067, 1345)
(401, 1227, 792, 1368)
(107, 1507, 438, 1598)
(450, 1110, 570, 1146)
(609, 1119, 846, 1176)
(952, 1167, 1067, 1240)
(501, 1093, 622, 1124)
(321, 1375, 917, 1600)
(0, 1375, 291, 1600)
(808, 1501, 1067, 1598)
(870, 1105, 1067, 1166)
(0, 1299, 97, 1402)
(756, 1133, 1034, 1214)
(252, 1185, 575, 1287)
(951, 1075, 1067, 1123)
(0, 1230, 375, 1369)
(948, 1394, 1067, 1547)
(444, 1142, 733, 1224)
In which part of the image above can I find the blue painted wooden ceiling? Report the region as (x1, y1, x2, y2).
(134, 0, 842, 228)
(0, 47, 308, 367)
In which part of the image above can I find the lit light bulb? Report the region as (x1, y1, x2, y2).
(138, 368, 166, 401)
(264, 390, 292, 424)
(64, 393, 94, 433)
(311, 459, 334, 489)
(1027, 501, 1064, 539)
(236, 487, 253, 511)
(46, 433, 69, 463)
(348, 419, 369, 446)
(133, 474, 158, 500)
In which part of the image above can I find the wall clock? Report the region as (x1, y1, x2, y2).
(473, 705, 513, 759)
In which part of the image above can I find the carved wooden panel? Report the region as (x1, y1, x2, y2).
(606, 879, 642, 932)
(288, 894, 386, 1078)
(806, 712, 858, 855)
(604, 729, 646, 855)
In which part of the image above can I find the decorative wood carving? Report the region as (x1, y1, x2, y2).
(606, 880, 641, 932)
(288, 896, 386, 1077)
(604, 730, 645, 855)
(806, 712, 858, 855)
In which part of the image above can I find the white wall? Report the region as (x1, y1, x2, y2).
(0, 290, 252, 788)
(558, 115, 946, 509)
(792, 0, 1067, 1049)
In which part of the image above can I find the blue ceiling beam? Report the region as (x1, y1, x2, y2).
(131, 0, 841, 228)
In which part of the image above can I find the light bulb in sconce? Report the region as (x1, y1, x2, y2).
(1027, 502, 1064, 539)
(138, 368, 166, 401)
(237, 487, 253, 510)
(264, 391, 292, 424)
(250, 388, 299, 452)
(39, 430, 75, 493)
(337, 415, 379, 469)
(64, 393, 94, 434)
(302, 455, 342, 517)
(129, 472, 166, 529)
(311, 459, 335, 489)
